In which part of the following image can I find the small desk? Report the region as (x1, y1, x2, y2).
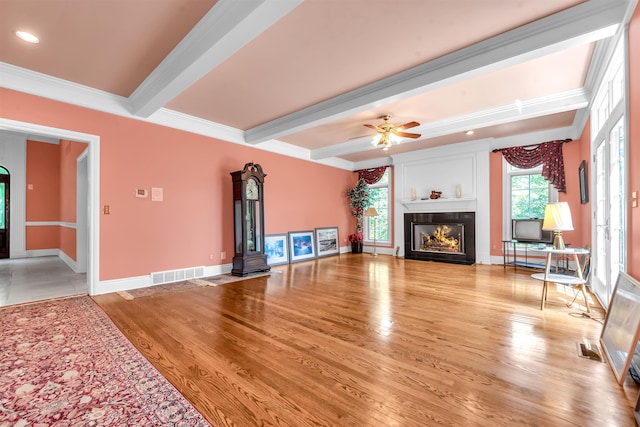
(530, 247, 590, 312)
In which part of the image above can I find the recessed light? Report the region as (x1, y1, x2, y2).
(466, 130, 474, 135)
(16, 31, 39, 44)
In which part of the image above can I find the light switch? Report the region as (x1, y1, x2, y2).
(151, 187, 163, 202)
(27, 184, 34, 190)
(103, 205, 110, 215)
(632, 191, 638, 208)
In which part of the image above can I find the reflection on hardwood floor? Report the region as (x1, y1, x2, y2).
(94, 255, 638, 426)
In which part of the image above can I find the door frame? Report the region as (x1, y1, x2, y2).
(0, 118, 100, 295)
(0, 168, 9, 258)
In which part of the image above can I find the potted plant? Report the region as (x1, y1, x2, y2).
(348, 232, 364, 254)
(346, 177, 370, 253)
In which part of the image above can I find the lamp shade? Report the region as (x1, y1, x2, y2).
(542, 202, 574, 231)
(364, 207, 378, 217)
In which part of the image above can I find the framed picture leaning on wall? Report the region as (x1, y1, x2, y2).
(288, 230, 316, 263)
(315, 227, 339, 257)
(265, 234, 289, 266)
(600, 272, 640, 384)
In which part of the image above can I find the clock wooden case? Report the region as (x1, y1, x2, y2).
(230, 162, 271, 276)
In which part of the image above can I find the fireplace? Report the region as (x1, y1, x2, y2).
(404, 212, 475, 265)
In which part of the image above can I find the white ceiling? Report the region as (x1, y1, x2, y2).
(0, 0, 635, 169)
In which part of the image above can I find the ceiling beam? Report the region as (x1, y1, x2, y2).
(129, 0, 302, 118)
(245, 0, 625, 144)
(309, 88, 589, 160)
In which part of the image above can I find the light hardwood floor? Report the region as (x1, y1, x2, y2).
(94, 255, 638, 426)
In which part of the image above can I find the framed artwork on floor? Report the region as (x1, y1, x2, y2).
(288, 230, 316, 263)
(315, 227, 339, 257)
(600, 272, 640, 384)
(265, 234, 289, 266)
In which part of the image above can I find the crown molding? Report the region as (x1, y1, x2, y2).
(1, 62, 132, 117)
(0, 65, 353, 169)
(310, 88, 588, 160)
(129, 0, 303, 117)
(245, 0, 625, 144)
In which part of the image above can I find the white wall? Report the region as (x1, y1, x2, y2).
(0, 131, 27, 258)
(392, 139, 492, 264)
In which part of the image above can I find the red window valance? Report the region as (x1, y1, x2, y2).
(356, 166, 388, 185)
(495, 139, 571, 193)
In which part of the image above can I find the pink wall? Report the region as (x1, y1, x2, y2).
(628, 5, 640, 280)
(26, 140, 60, 250)
(24, 139, 86, 260)
(489, 152, 503, 256)
(26, 140, 60, 221)
(1, 88, 354, 281)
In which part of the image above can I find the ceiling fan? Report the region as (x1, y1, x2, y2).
(363, 115, 421, 150)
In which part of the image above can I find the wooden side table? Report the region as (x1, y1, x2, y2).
(530, 247, 590, 312)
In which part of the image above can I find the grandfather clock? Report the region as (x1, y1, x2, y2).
(230, 162, 270, 276)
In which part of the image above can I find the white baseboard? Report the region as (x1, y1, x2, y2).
(59, 250, 78, 272)
(93, 262, 234, 296)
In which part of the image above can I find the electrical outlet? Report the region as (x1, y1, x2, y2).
(209, 254, 214, 260)
(220, 251, 226, 260)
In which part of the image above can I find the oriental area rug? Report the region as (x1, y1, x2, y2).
(0, 296, 210, 426)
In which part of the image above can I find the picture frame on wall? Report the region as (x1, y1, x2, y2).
(264, 234, 289, 266)
(315, 227, 339, 257)
(288, 230, 316, 263)
(579, 160, 589, 204)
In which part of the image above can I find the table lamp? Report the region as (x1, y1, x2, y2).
(542, 202, 574, 250)
(364, 206, 379, 256)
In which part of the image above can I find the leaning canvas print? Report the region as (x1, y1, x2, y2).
(288, 230, 316, 262)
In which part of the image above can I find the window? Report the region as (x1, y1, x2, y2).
(503, 162, 557, 239)
(365, 169, 391, 245)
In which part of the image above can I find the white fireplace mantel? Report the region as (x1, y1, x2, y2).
(400, 197, 477, 213)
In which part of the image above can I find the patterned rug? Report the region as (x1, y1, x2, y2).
(118, 272, 272, 300)
(0, 296, 210, 426)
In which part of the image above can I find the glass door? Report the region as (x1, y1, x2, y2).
(592, 117, 625, 308)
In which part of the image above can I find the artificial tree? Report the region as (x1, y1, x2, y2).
(346, 177, 370, 253)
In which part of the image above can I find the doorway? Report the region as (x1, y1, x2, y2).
(0, 166, 9, 259)
(589, 37, 626, 309)
(0, 118, 100, 295)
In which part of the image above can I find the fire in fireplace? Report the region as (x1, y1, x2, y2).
(405, 212, 475, 265)
(416, 224, 464, 254)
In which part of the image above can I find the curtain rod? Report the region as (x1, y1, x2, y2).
(491, 138, 572, 153)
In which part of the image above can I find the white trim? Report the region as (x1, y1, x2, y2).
(310, 89, 588, 160)
(245, 0, 623, 144)
(0, 118, 100, 296)
(25, 221, 76, 228)
(130, 0, 303, 117)
(24, 249, 58, 257)
(94, 263, 233, 295)
(59, 249, 78, 273)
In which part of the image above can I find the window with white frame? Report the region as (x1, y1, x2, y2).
(502, 162, 558, 239)
(364, 169, 391, 245)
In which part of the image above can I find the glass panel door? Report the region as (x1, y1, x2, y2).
(592, 117, 625, 308)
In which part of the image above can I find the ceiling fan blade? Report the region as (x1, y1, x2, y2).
(393, 131, 421, 138)
(363, 124, 380, 131)
(396, 121, 420, 130)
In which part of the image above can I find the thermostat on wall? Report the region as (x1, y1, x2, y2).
(135, 188, 148, 198)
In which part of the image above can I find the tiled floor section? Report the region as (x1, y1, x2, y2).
(0, 256, 87, 307)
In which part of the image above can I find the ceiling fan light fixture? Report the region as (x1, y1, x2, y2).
(364, 115, 421, 150)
